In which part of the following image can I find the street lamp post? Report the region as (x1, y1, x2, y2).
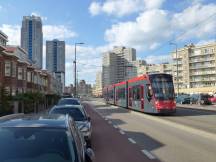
(170, 42, 179, 96)
(74, 42, 84, 97)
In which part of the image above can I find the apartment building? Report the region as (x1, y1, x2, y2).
(171, 42, 216, 93)
(0, 30, 8, 87)
(138, 63, 173, 76)
(92, 71, 102, 97)
(78, 80, 92, 96)
(102, 46, 136, 87)
(46, 39, 65, 90)
(0, 31, 62, 96)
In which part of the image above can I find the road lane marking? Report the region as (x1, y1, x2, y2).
(130, 110, 216, 142)
(128, 138, 136, 144)
(141, 150, 156, 160)
(113, 125, 118, 129)
(119, 130, 125, 135)
(108, 121, 112, 124)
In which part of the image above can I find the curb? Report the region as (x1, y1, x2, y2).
(177, 105, 216, 112)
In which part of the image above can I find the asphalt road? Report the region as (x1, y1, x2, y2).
(85, 98, 216, 162)
(160, 107, 216, 134)
(83, 102, 158, 162)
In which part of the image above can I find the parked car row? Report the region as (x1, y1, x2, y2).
(0, 97, 94, 162)
(176, 93, 215, 105)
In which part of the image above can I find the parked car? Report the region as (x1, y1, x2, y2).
(176, 94, 191, 104)
(190, 94, 212, 105)
(57, 98, 81, 106)
(208, 95, 216, 103)
(49, 105, 92, 147)
(0, 114, 94, 162)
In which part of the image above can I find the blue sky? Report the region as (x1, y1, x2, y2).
(0, 0, 215, 86)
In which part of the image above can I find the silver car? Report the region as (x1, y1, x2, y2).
(49, 105, 92, 147)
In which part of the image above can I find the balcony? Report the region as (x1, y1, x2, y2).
(190, 71, 216, 76)
(190, 51, 214, 57)
(189, 57, 215, 63)
(189, 64, 216, 69)
(190, 78, 216, 82)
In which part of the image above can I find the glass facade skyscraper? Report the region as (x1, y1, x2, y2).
(46, 39, 65, 89)
(21, 15, 43, 68)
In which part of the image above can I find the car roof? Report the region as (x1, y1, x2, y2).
(53, 105, 83, 109)
(60, 98, 80, 101)
(0, 114, 70, 129)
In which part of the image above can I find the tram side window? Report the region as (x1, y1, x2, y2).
(118, 88, 125, 99)
(108, 90, 114, 99)
(132, 85, 140, 100)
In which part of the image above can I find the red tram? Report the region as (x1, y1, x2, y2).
(103, 73, 176, 114)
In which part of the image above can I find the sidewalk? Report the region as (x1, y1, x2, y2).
(177, 104, 216, 112)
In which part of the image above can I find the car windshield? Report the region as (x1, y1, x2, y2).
(201, 94, 210, 98)
(51, 108, 86, 121)
(58, 99, 80, 105)
(0, 127, 77, 162)
(149, 74, 175, 100)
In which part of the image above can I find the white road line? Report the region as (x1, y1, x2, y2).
(119, 130, 125, 135)
(113, 125, 118, 129)
(128, 138, 136, 144)
(141, 150, 156, 160)
(108, 121, 112, 124)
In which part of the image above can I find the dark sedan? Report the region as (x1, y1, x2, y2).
(0, 114, 94, 162)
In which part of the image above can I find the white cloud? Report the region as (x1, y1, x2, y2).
(89, 2, 101, 16)
(0, 24, 20, 45)
(0, 24, 77, 45)
(172, 3, 216, 41)
(105, 9, 171, 51)
(31, 12, 48, 21)
(89, 0, 165, 17)
(196, 39, 216, 46)
(43, 25, 77, 40)
(64, 44, 110, 85)
(104, 2, 216, 52)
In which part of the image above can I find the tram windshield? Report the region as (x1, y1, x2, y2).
(149, 74, 175, 100)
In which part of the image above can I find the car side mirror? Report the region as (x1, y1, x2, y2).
(85, 148, 95, 162)
(87, 116, 91, 121)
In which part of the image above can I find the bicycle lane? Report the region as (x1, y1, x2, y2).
(83, 102, 159, 162)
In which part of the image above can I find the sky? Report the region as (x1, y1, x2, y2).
(0, 0, 215, 86)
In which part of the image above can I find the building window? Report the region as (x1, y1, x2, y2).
(4, 86, 10, 95)
(11, 87, 16, 96)
(27, 72, 31, 82)
(11, 62, 16, 77)
(23, 68, 26, 81)
(18, 67, 23, 80)
(4, 61, 11, 77)
(18, 88, 23, 94)
(34, 74, 37, 84)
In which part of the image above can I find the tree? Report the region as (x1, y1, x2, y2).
(0, 86, 12, 115)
